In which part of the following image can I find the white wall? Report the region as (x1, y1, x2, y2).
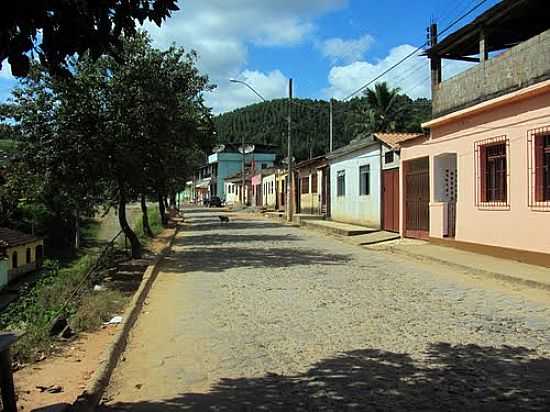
(262, 174, 277, 208)
(225, 182, 240, 205)
(329, 145, 381, 227)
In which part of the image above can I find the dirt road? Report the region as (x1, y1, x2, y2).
(101, 211, 550, 411)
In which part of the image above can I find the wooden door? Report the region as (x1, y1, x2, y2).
(404, 158, 430, 239)
(383, 169, 400, 232)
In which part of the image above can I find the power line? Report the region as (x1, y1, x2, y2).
(341, 0, 491, 101)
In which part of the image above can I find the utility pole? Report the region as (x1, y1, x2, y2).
(287, 78, 294, 223)
(329, 98, 334, 152)
(241, 134, 245, 206)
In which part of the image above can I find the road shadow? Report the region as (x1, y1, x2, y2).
(162, 244, 351, 274)
(99, 343, 550, 411)
(181, 233, 300, 247)
(185, 220, 285, 232)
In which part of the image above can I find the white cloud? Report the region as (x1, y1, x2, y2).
(325, 44, 474, 100)
(319, 34, 374, 64)
(142, 0, 346, 112)
(0, 62, 12, 79)
(205, 69, 289, 114)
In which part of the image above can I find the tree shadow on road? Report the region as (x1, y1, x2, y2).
(181, 233, 300, 247)
(99, 343, 550, 411)
(162, 244, 351, 274)
(184, 220, 288, 232)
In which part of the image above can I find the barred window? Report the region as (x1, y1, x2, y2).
(483, 143, 507, 203)
(359, 165, 370, 196)
(337, 170, 346, 197)
(535, 134, 550, 202)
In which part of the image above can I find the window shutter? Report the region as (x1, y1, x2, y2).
(535, 135, 544, 202)
(479, 145, 487, 203)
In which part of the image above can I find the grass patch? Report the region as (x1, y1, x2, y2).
(1, 205, 163, 364)
(71, 290, 127, 332)
(134, 205, 163, 242)
(0, 249, 126, 363)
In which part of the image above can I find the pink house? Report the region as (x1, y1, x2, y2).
(400, 0, 550, 265)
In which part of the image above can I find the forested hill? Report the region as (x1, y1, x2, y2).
(214, 95, 431, 161)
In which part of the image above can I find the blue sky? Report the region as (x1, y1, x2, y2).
(0, 0, 500, 113)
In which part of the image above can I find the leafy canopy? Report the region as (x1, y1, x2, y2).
(0, 0, 179, 77)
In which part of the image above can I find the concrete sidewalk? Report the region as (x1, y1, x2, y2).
(369, 239, 550, 291)
(301, 219, 378, 236)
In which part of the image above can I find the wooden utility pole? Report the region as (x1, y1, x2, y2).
(287, 78, 294, 223)
(430, 23, 442, 91)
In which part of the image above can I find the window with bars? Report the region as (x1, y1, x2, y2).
(484, 143, 507, 202)
(384, 151, 395, 164)
(301, 176, 310, 194)
(311, 173, 318, 194)
(359, 164, 370, 196)
(535, 134, 550, 202)
(337, 170, 346, 197)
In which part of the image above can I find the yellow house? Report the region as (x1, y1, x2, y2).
(0, 228, 44, 286)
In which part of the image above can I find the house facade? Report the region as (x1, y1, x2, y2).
(295, 156, 328, 215)
(262, 171, 278, 210)
(327, 137, 382, 228)
(401, 0, 550, 259)
(0, 228, 44, 287)
(207, 144, 277, 199)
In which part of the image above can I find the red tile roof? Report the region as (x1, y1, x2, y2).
(0, 228, 41, 248)
(374, 132, 425, 149)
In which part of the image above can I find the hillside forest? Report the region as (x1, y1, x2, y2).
(214, 85, 431, 161)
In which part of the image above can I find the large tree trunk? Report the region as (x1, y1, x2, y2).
(140, 194, 154, 238)
(119, 185, 142, 259)
(158, 191, 168, 226)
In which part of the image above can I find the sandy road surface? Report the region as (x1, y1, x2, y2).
(101, 210, 550, 411)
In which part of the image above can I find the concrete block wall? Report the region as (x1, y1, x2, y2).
(433, 29, 550, 117)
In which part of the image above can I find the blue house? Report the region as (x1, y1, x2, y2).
(208, 143, 278, 199)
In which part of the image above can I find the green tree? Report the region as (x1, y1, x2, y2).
(0, 0, 179, 77)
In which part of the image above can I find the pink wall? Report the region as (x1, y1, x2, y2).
(400, 86, 550, 255)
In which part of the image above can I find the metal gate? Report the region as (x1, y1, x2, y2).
(383, 169, 400, 233)
(405, 157, 430, 239)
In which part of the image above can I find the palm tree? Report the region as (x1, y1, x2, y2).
(350, 82, 404, 138)
(365, 82, 404, 132)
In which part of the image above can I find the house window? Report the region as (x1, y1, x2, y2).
(12, 251, 18, 269)
(271, 181, 274, 194)
(301, 176, 310, 194)
(484, 143, 507, 202)
(337, 170, 346, 197)
(311, 173, 318, 194)
(359, 165, 370, 195)
(534, 134, 550, 202)
(475, 137, 509, 207)
(26, 248, 31, 264)
(385, 151, 395, 164)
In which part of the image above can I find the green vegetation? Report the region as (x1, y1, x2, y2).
(214, 82, 431, 160)
(134, 205, 163, 242)
(1, 0, 178, 77)
(1, 32, 213, 258)
(0, 208, 162, 363)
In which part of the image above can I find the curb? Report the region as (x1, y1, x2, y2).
(71, 224, 179, 412)
(373, 246, 550, 293)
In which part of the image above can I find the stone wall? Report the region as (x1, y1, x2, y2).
(433, 29, 550, 117)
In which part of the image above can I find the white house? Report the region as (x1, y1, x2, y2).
(326, 133, 424, 230)
(327, 137, 382, 228)
(262, 172, 277, 209)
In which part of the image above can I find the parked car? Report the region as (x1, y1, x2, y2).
(209, 196, 223, 208)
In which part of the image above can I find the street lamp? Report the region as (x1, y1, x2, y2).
(229, 78, 295, 222)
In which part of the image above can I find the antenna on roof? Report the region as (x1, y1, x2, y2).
(212, 144, 226, 153)
(239, 144, 255, 154)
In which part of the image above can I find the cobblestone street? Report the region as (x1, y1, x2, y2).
(101, 211, 550, 411)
